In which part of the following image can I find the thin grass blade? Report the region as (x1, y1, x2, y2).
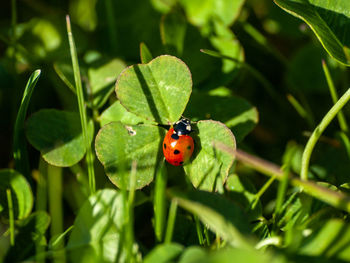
(13, 69, 41, 177)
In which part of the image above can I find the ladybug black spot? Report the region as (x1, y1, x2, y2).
(187, 145, 191, 150)
(174, 149, 180, 154)
(171, 134, 179, 140)
(164, 143, 166, 149)
(180, 161, 183, 165)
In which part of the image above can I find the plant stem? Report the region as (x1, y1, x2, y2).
(35, 158, 47, 263)
(322, 60, 348, 132)
(126, 161, 137, 263)
(194, 216, 204, 245)
(6, 189, 15, 246)
(154, 161, 167, 242)
(301, 88, 350, 181)
(236, 149, 350, 213)
(66, 15, 96, 194)
(48, 165, 65, 263)
(251, 175, 276, 210)
(164, 199, 178, 243)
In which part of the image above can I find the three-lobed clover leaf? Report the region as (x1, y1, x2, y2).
(97, 55, 249, 191)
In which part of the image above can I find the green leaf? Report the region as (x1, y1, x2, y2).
(209, 18, 245, 74)
(67, 189, 134, 263)
(160, 11, 187, 56)
(95, 122, 165, 189)
(150, 0, 177, 13)
(225, 174, 262, 220)
(299, 219, 350, 261)
(13, 69, 41, 177)
(5, 211, 50, 262)
(99, 101, 154, 127)
(274, 0, 350, 66)
(208, 247, 285, 263)
(185, 93, 258, 142)
(179, 247, 207, 263)
(144, 243, 183, 263)
(140, 42, 153, 64)
(0, 169, 33, 220)
(69, 0, 98, 31)
(179, 0, 245, 27)
(115, 55, 192, 124)
(183, 120, 236, 191)
(25, 109, 94, 167)
(169, 189, 253, 248)
(88, 58, 126, 108)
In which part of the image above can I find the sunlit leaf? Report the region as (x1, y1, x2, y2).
(116, 55, 192, 124)
(95, 122, 165, 189)
(183, 120, 236, 191)
(67, 189, 137, 262)
(274, 0, 350, 65)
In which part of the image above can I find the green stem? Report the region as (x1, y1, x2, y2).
(126, 161, 137, 263)
(251, 175, 276, 210)
(301, 88, 350, 181)
(236, 149, 350, 213)
(6, 189, 15, 246)
(35, 158, 47, 263)
(322, 60, 348, 132)
(204, 226, 210, 246)
(154, 161, 167, 242)
(66, 15, 95, 194)
(194, 216, 204, 245)
(48, 165, 65, 263)
(164, 199, 178, 243)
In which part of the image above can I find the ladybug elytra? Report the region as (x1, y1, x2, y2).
(162, 118, 194, 166)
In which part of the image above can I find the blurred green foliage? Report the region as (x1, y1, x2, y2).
(1, 0, 350, 262)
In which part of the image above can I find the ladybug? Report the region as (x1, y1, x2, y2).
(163, 118, 194, 166)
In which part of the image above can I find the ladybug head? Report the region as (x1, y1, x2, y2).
(174, 118, 192, 135)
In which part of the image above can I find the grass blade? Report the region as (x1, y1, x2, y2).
(164, 199, 178, 243)
(13, 69, 41, 177)
(66, 15, 96, 194)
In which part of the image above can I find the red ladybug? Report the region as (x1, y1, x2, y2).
(163, 118, 194, 166)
